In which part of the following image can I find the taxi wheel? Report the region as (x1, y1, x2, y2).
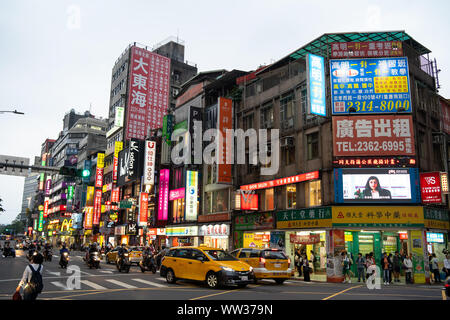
(206, 272, 219, 289)
(275, 279, 286, 285)
(253, 278, 258, 284)
(166, 269, 176, 284)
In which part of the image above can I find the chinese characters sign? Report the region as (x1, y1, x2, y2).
(331, 206, 424, 227)
(125, 46, 171, 140)
(240, 171, 319, 191)
(420, 172, 442, 203)
(93, 190, 102, 225)
(276, 207, 332, 229)
(333, 115, 415, 156)
(330, 57, 411, 114)
(306, 53, 326, 116)
(234, 212, 274, 231)
(217, 97, 233, 183)
(143, 140, 156, 185)
(139, 192, 148, 226)
(330, 41, 403, 59)
(185, 170, 198, 221)
(424, 207, 450, 230)
(157, 169, 170, 221)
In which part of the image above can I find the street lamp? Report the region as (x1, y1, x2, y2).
(0, 109, 25, 115)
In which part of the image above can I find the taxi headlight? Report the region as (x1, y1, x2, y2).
(221, 266, 234, 272)
(249, 266, 253, 272)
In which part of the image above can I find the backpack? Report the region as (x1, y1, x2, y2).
(27, 265, 43, 294)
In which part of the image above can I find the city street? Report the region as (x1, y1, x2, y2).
(0, 250, 445, 301)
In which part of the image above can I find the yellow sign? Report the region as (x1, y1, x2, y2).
(86, 186, 95, 206)
(243, 233, 263, 249)
(411, 230, 426, 284)
(114, 141, 123, 158)
(374, 76, 408, 94)
(97, 153, 105, 169)
(102, 184, 108, 193)
(60, 219, 73, 232)
(424, 219, 449, 230)
(277, 219, 332, 229)
(332, 206, 424, 227)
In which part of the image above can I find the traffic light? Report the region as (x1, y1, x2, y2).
(59, 166, 77, 176)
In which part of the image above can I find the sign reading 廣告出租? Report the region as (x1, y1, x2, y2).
(330, 57, 411, 115)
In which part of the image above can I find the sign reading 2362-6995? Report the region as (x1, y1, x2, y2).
(330, 57, 411, 115)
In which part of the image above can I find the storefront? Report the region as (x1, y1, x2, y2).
(146, 228, 167, 249)
(233, 212, 274, 250)
(197, 212, 232, 250)
(166, 226, 199, 247)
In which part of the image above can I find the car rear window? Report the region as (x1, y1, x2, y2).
(261, 250, 287, 260)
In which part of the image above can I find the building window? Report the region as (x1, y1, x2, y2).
(243, 114, 254, 131)
(205, 189, 229, 214)
(264, 188, 275, 211)
(286, 184, 296, 209)
(260, 102, 274, 129)
(306, 180, 322, 207)
(280, 92, 294, 130)
(307, 132, 319, 160)
(283, 146, 295, 166)
(172, 198, 185, 223)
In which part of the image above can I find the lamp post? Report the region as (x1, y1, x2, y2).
(0, 110, 25, 115)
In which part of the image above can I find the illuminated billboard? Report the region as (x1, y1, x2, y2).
(306, 53, 326, 116)
(334, 168, 420, 203)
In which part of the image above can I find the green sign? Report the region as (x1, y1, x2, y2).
(162, 114, 174, 146)
(173, 120, 188, 132)
(424, 207, 449, 221)
(277, 207, 332, 221)
(67, 185, 74, 201)
(234, 212, 273, 231)
(119, 201, 132, 209)
(38, 211, 44, 232)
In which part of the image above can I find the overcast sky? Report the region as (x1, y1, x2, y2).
(1, 0, 449, 225)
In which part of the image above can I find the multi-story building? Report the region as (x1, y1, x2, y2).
(232, 31, 448, 284)
(19, 172, 39, 228)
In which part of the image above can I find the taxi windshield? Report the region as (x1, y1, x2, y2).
(204, 250, 238, 261)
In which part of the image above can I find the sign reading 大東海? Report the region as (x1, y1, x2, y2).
(331, 206, 424, 228)
(333, 115, 415, 156)
(330, 57, 411, 115)
(276, 207, 332, 229)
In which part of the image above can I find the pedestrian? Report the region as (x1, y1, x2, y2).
(381, 252, 391, 285)
(302, 254, 311, 282)
(356, 253, 366, 282)
(393, 251, 402, 283)
(310, 250, 316, 272)
(444, 254, 450, 278)
(388, 253, 394, 284)
(342, 251, 352, 283)
(403, 254, 413, 284)
(15, 252, 44, 300)
(295, 249, 302, 277)
(428, 253, 434, 283)
(431, 253, 441, 283)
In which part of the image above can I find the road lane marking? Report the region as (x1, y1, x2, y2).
(105, 279, 137, 289)
(131, 278, 166, 288)
(190, 285, 262, 301)
(50, 281, 69, 290)
(99, 270, 113, 274)
(322, 285, 363, 300)
(80, 280, 106, 290)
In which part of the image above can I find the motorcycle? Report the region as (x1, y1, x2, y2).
(60, 252, 69, 269)
(139, 253, 157, 274)
(116, 252, 131, 273)
(43, 249, 52, 262)
(86, 251, 101, 269)
(2, 247, 16, 258)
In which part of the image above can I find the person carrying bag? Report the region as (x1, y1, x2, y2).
(15, 253, 44, 301)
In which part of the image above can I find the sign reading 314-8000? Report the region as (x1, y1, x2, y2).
(330, 57, 411, 114)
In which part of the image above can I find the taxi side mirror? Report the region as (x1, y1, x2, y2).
(197, 256, 205, 262)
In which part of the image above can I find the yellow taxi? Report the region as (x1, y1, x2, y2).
(105, 246, 143, 265)
(160, 246, 255, 289)
(230, 248, 292, 284)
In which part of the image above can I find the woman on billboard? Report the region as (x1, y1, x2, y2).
(363, 176, 391, 200)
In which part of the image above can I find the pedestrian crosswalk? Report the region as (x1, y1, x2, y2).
(47, 277, 168, 291)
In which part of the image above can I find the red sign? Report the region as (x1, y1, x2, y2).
(441, 99, 450, 135)
(399, 233, 408, 240)
(217, 97, 233, 184)
(111, 187, 120, 203)
(147, 228, 157, 236)
(333, 115, 415, 156)
(139, 192, 149, 225)
(175, 82, 204, 107)
(125, 46, 171, 140)
(84, 207, 94, 229)
(95, 167, 103, 188)
(289, 234, 320, 244)
(43, 200, 49, 218)
(330, 41, 403, 59)
(241, 194, 258, 211)
(420, 172, 442, 203)
(197, 213, 231, 223)
(241, 171, 319, 191)
(333, 156, 416, 168)
(93, 190, 102, 225)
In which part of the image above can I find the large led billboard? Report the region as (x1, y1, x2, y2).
(334, 168, 420, 203)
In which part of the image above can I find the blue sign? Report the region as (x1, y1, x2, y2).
(307, 54, 326, 116)
(426, 232, 444, 243)
(330, 57, 411, 114)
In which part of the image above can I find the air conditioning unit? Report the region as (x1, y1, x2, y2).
(432, 134, 442, 144)
(283, 118, 294, 130)
(280, 136, 294, 148)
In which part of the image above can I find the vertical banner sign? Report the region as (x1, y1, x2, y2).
(113, 141, 123, 183)
(189, 106, 203, 164)
(185, 170, 198, 221)
(45, 179, 52, 196)
(39, 173, 45, 191)
(67, 185, 74, 201)
(86, 186, 95, 206)
(125, 46, 171, 140)
(111, 187, 120, 203)
(411, 230, 426, 284)
(95, 167, 104, 188)
(93, 189, 102, 225)
(43, 200, 49, 218)
(139, 192, 149, 226)
(157, 169, 170, 221)
(162, 114, 174, 146)
(420, 172, 442, 203)
(217, 98, 232, 183)
(84, 207, 94, 230)
(33, 219, 37, 231)
(330, 57, 411, 114)
(128, 139, 144, 180)
(114, 106, 124, 127)
(38, 211, 44, 232)
(143, 140, 156, 185)
(306, 53, 327, 116)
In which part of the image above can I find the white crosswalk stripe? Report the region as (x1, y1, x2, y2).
(80, 280, 107, 290)
(99, 270, 114, 274)
(131, 278, 166, 288)
(50, 281, 68, 290)
(105, 279, 137, 289)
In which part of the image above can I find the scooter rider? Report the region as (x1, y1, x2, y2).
(117, 243, 128, 265)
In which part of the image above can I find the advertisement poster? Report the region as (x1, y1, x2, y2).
(411, 230, 426, 284)
(157, 169, 170, 221)
(333, 115, 415, 156)
(217, 97, 233, 183)
(330, 57, 411, 114)
(330, 41, 403, 59)
(419, 172, 442, 203)
(326, 230, 345, 283)
(335, 168, 420, 203)
(306, 53, 326, 116)
(185, 170, 198, 221)
(234, 212, 274, 231)
(270, 231, 286, 250)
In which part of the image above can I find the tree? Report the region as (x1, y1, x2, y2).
(0, 197, 5, 214)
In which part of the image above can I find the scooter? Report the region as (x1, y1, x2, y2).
(86, 252, 101, 269)
(60, 252, 69, 269)
(43, 249, 52, 262)
(116, 252, 131, 273)
(2, 247, 16, 258)
(139, 253, 157, 273)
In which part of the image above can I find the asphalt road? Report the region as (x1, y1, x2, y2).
(0, 250, 446, 301)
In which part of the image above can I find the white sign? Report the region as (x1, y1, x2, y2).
(114, 106, 124, 127)
(185, 170, 198, 221)
(166, 226, 198, 236)
(199, 224, 229, 236)
(143, 141, 156, 185)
